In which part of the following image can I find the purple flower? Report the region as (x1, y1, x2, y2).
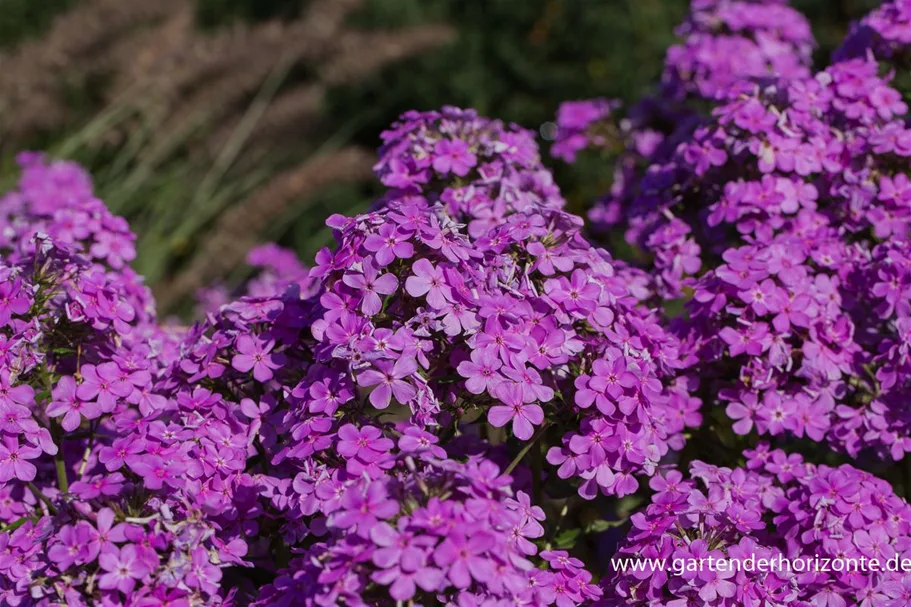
(371, 564, 444, 601)
(432, 138, 477, 176)
(370, 521, 435, 572)
(231, 336, 283, 382)
(127, 454, 185, 490)
(357, 356, 418, 409)
(696, 558, 737, 602)
(84, 508, 128, 561)
(397, 426, 446, 459)
(342, 262, 399, 316)
(70, 472, 126, 499)
(405, 259, 452, 309)
(48, 524, 91, 569)
(47, 375, 101, 431)
(334, 481, 400, 536)
(433, 530, 493, 589)
(98, 545, 149, 594)
(544, 269, 600, 314)
(719, 321, 771, 357)
(0, 370, 34, 409)
(0, 436, 40, 482)
(76, 362, 133, 412)
(457, 348, 503, 395)
(336, 424, 394, 463)
(0, 278, 30, 328)
(363, 224, 415, 266)
(488, 382, 545, 440)
(99, 436, 145, 471)
(186, 546, 223, 595)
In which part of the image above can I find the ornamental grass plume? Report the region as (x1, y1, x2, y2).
(0, 0, 454, 311)
(135, 0, 365, 159)
(157, 147, 375, 309)
(0, 0, 453, 160)
(0, 0, 184, 138)
(202, 24, 456, 157)
(0, 0, 360, 142)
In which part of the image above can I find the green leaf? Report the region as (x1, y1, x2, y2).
(554, 528, 582, 550)
(585, 519, 628, 533)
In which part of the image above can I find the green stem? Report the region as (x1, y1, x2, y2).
(55, 452, 69, 495)
(78, 423, 97, 477)
(550, 499, 571, 544)
(47, 419, 70, 494)
(504, 423, 551, 476)
(0, 516, 34, 533)
(27, 483, 57, 515)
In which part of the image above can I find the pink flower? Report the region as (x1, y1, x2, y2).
(433, 531, 493, 588)
(76, 362, 133, 412)
(84, 508, 128, 561)
(127, 454, 185, 490)
(47, 375, 101, 431)
(405, 259, 452, 309)
(231, 336, 284, 382)
(0, 369, 33, 409)
(98, 545, 149, 594)
(337, 424, 394, 463)
(334, 481, 400, 536)
(488, 382, 545, 440)
(0, 436, 40, 482)
(432, 138, 476, 176)
(342, 262, 399, 316)
(363, 224, 415, 266)
(457, 348, 503, 395)
(357, 357, 418, 409)
(0, 279, 30, 328)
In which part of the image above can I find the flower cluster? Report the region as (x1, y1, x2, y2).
(662, 0, 814, 101)
(0, 98, 701, 604)
(837, 0, 911, 62)
(148, 240, 617, 604)
(604, 446, 911, 607)
(550, 0, 911, 464)
(308, 195, 697, 500)
(553, 0, 817, 298)
(374, 106, 565, 238)
(572, 54, 909, 297)
(550, 99, 619, 163)
(0, 155, 212, 606)
(251, 433, 601, 606)
(676, 232, 911, 460)
(651, 56, 911, 457)
(838, 239, 911, 459)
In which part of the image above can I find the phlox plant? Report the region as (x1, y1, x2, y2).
(2, 0, 911, 606)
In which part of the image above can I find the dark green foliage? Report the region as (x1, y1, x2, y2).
(332, 0, 686, 134)
(196, 0, 305, 27)
(0, 0, 76, 48)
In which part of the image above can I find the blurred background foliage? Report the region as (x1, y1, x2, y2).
(0, 0, 882, 313)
